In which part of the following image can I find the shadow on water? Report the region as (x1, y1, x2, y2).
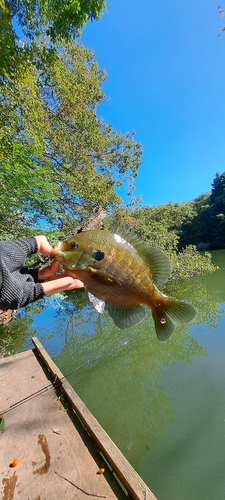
(2, 250, 225, 500)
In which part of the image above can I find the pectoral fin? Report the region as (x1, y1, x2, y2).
(88, 267, 118, 286)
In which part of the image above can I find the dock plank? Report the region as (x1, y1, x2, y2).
(1, 340, 157, 500)
(32, 337, 157, 500)
(0, 349, 126, 500)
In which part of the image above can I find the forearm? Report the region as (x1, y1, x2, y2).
(0, 237, 43, 309)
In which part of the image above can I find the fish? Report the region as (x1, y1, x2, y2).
(51, 230, 197, 342)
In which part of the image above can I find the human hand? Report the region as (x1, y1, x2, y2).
(38, 259, 84, 296)
(35, 235, 84, 296)
(0, 235, 84, 311)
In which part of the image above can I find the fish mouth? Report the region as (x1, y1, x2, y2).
(51, 248, 66, 258)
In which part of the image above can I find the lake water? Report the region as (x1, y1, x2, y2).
(2, 250, 225, 500)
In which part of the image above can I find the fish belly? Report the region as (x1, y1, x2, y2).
(66, 266, 154, 308)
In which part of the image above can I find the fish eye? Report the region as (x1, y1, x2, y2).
(70, 241, 78, 250)
(93, 249, 105, 261)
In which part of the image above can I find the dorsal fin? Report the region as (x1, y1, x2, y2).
(117, 229, 171, 286)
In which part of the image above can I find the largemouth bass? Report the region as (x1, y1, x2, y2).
(52, 230, 197, 341)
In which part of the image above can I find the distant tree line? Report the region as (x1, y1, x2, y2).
(108, 172, 225, 255)
(178, 172, 225, 250)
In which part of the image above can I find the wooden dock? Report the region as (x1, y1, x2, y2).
(0, 337, 157, 500)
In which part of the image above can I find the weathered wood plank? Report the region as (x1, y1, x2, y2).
(32, 336, 158, 500)
(0, 348, 127, 500)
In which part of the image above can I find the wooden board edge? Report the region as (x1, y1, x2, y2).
(32, 337, 157, 500)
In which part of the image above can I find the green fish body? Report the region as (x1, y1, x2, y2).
(52, 230, 197, 341)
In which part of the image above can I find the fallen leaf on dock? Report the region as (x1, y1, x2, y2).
(0, 417, 5, 431)
(52, 428, 61, 435)
(60, 405, 67, 412)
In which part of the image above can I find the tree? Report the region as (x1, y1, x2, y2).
(0, 0, 18, 77)
(178, 193, 211, 250)
(107, 202, 195, 255)
(210, 172, 225, 204)
(2, 0, 106, 42)
(0, 39, 142, 238)
(207, 172, 225, 248)
(0, 0, 106, 79)
(171, 172, 225, 250)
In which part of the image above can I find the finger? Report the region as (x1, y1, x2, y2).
(38, 260, 60, 280)
(35, 235, 53, 256)
(41, 270, 69, 282)
(42, 277, 84, 296)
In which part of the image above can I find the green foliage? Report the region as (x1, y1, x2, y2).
(169, 246, 217, 281)
(0, 39, 142, 238)
(179, 172, 225, 250)
(130, 202, 193, 254)
(178, 193, 211, 250)
(4, 0, 106, 42)
(0, 0, 106, 77)
(0, 0, 18, 76)
(210, 172, 225, 203)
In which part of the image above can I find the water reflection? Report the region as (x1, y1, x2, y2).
(2, 250, 225, 500)
(52, 307, 207, 466)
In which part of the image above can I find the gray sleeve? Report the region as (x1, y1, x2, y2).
(0, 237, 44, 310)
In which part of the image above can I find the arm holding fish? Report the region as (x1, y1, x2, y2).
(0, 235, 84, 310)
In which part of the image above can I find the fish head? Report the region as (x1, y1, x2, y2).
(51, 233, 105, 270)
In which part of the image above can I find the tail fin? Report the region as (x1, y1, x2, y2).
(152, 299, 197, 342)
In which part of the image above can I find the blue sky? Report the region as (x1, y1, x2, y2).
(81, 0, 225, 206)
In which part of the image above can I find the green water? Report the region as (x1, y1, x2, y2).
(2, 250, 225, 500)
